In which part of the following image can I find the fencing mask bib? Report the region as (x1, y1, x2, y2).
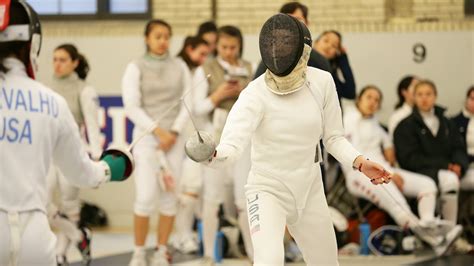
(259, 13, 312, 95)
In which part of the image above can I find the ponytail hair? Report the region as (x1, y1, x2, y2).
(55, 44, 90, 80)
(395, 75, 415, 109)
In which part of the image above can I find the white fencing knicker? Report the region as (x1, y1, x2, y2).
(0, 209, 56, 266)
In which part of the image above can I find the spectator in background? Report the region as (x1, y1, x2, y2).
(122, 19, 191, 266)
(342, 85, 460, 255)
(452, 86, 474, 190)
(177, 35, 210, 74)
(192, 25, 254, 264)
(313, 30, 356, 101)
(170, 36, 210, 254)
(253, 1, 331, 79)
(394, 80, 469, 226)
(46, 44, 102, 266)
(197, 21, 218, 56)
(388, 75, 419, 138)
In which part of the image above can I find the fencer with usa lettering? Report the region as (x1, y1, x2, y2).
(187, 14, 392, 265)
(0, 1, 133, 265)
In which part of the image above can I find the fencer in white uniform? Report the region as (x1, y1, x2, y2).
(342, 86, 462, 255)
(188, 14, 392, 265)
(0, 2, 133, 265)
(171, 37, 211, 254)
(191, 25, 254, 262)
(122, 19, 191, 266)
(45, 44, 103, 265)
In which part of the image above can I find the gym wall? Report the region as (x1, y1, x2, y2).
(37, 0, 474, 228)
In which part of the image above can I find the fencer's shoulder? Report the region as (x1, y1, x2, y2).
(306, 66, 332, 82)
(240, 75, 265, 99)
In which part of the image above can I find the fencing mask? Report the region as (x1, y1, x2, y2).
(0, 0, 42, 79)
(259, 13, 312, 95)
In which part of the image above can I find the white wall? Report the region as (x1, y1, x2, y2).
(37, 31, 474, 228)
(38, 30, 474, 122)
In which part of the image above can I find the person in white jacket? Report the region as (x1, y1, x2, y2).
(122, 19, 191, 266)
(192, 25, 254, 263)
(189, 14, 391, 265)
(0, 2, 133, 265)
(171, 36, 210, 254)
(342, 85, 462, 255)
(46, 44, 103, 265)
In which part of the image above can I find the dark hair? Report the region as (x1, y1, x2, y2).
(217, 25, 244, 58)
(466, 86, 474, 98)
(280, 2, 308, 22)
(55, 44, 90, 80)
(394, 75, 415, 109)
(316, 30, 343, 70)
(357, 85, 383, 107)
(414, 79, 437, 96)
(144, 19, 172, 37)
(0, 3, 31, 73)
(316, 30, 342, 49)
(177, 36, 209, 69)
(197, 21, 217, 37)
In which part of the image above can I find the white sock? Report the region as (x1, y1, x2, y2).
(441, 193, 458, 224)
(51, 212, 82, 242)
(238, 210, 253, 260)
(55, 232, 70, 256)
(202, 201, 219, 259)
(134, 246, 146, 254)
(175, 195, 197, 240)
(389, 203, 419, 229)
(417, 192, 436, 222)
(157, 244, 168, 255)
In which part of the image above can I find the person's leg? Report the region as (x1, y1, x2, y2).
(396, 168, 438, 223)
(460, 167, 474, 191)
(0, 211, 57, 266)
(58, 173, 81, 224)
(19, 212, 57, 265)
(174, 157, 202, 249)
(438, 170, 460, 224)
(152, 137, 186, 265)
(246, 189, 287, 266)
(287, 179, 339, 265)
(233, 145, 253, 260)
(201, 166, 226, 259)
(345, 170, 418, 228)
(131, 138, 159, 264)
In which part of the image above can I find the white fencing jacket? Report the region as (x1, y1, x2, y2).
(208, 67, 360, 208)
(0, 58, 111, 213)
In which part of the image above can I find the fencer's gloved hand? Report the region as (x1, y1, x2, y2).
(100, 147, 134, 181)
(185, 131, 216, 163)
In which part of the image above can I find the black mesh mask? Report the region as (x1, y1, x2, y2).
(259, 13, 312, 77)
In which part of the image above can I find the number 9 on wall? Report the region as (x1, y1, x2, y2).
(413, 43, 426, 63)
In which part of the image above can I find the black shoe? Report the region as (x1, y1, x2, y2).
(76, 227, 92, 265)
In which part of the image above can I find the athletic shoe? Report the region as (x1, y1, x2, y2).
(199, 256, 215, 266)
(450, 237, 473, 255)
(149, 248, 171, 266)
(76, 227, 92, 265)
(129, 249, 147, 266)
(434, 225, 463, 256)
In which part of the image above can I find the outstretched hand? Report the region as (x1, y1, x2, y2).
(354, 156, 392, 185)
